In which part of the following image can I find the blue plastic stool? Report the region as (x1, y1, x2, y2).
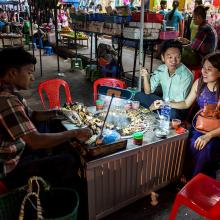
(44, 46, 53, 56)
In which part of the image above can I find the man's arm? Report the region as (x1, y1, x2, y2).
(31, 109, 62, 122)
(151, 79, 198, 111)
(141, 67, 161, 94)
(178, 19, 183, 37)
(21, 128, 91, 150)
(141, 68, 151, 94)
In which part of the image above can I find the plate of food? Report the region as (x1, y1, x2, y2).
(154, 127, 169, 138)
(63, 103, 156, 141)
(177, 37, 191, 46)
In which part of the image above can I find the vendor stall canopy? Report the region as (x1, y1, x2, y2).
(0, 0, 19, 5)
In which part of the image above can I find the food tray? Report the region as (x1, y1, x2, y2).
(86, 139, 127, 157)
(62, 103, 156, 138)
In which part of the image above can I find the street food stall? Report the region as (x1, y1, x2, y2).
(59, 26, 89, 48)
(61, 89, 188, 220)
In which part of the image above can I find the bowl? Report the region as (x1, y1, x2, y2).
(154, 127, 169, 138)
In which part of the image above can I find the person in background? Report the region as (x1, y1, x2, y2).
(134, 40, 193, 120)
(88, 1, 95, 12)
(182, 5, 217, 67)
(96, 4, 105, 13)
(165, 0, 183, 37)
(190, 0, 203, 41)
(0, 47, 91, 190)
(159, 0, 167, 15)
(152, 52, 220, 179)
(128, 0, 135, 11)
(192, 6, 217, 57)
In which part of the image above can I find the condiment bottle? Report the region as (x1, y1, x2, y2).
(132, 132, 143, 145)
(96, 99, 104, 110)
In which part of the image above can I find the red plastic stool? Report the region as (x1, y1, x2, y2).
(189, 66, 202, 82)
(169, 173, 220, 220)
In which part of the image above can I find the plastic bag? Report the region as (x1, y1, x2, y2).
(102, 129, 121, 144)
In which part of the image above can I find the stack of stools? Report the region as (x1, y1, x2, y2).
(71, 58, 83, 70)
(44, 46, 53, 56)
(85, 64, 101, 82)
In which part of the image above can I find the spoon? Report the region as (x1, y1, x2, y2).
(96, 94, 115, 145)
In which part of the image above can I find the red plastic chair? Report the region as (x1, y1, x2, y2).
(169, 173, 220, 220)
(93, 78, 126, 103)
(189, 66, 202, 82)
(38, 79, 72, 110)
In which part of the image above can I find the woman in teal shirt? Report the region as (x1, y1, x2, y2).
(165, 0, 183, 37)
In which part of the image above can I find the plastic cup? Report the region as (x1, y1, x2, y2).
(124, 101, 132, 110)
(96, 99, 104, 110)
(133, 132, 143, 145)
(132, 101, 140, 110)
(171, 119, 181, 129)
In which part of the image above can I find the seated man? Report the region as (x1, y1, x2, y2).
(0, 47, 91, 190)
(134, 39, 193, 120)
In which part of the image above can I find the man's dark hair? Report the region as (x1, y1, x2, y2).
(160, 39, 182, 55)
(195, 0, 203, 5)
(0, 47, 36, 77)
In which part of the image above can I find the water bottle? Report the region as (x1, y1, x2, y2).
(159, 101, 171, 131)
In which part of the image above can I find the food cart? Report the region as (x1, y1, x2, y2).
(61, 99, 188, 220)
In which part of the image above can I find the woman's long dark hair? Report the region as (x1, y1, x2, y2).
(197, 53, 220, 100)
(168, 0, 179, 21)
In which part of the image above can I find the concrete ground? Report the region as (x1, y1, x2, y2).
(19, 38, 205, 220)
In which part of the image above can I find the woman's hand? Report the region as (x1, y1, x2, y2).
(141, 68, 149, 78)
(149, 100, 164, 111)
(194, 133, 212, 150)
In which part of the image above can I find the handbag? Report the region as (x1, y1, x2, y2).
(0, 176, 79, 220)
(193, 103, 220, 133)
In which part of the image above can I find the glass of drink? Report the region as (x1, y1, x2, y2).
(171, 119, 181, 129)
(132, 101, 140, 110)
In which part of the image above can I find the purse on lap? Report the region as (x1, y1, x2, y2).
(193, 102, 220, 133)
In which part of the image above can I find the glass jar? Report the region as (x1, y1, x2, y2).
(96, 99, 104, 110)
(133, 132, 143, 145)
(132, 101, 140, 110)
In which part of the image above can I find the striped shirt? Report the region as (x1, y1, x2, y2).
(191, 21, 217, 58)
(0, 83, 36, 177)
